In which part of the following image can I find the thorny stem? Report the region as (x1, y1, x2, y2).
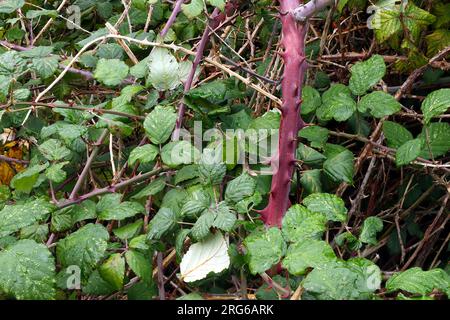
(0, 154, 29, 164)
(58, 166, 165, 209)
(160, 0, 185, 38)
(259, 0, 308, 227)
(2, 101, 145, 120)
(260, 272, 291, 297)
(0, 40, 134, 83)
(69, 129, 109, 200)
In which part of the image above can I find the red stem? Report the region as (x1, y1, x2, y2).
(259, 0, 307, 227)
(172, 1, 238, 140)
(160, 0, 185, 38)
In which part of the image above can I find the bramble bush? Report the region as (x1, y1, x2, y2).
(0, 0, 449, 300)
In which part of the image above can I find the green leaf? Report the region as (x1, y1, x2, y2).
(130, 56, 150, 78)
(358, 91, 402, 118)
(0, 239, 55, 300)
(323, 149, 354, 184)
(127, 281, 156, 300)
(432, 3, 450, 29)
(125, 250, 152, 285)
(161, 141, 201, 168)
(349, 55, 386, 96)
(283, 240, 336, 275)
(182, 0, 203, 19)
(26, 9, 58, 19)
(147, 208, 177, 240)
(31, 56, 59, 79)
(235, 192, 262, 214)
(143, 105, 177, 144)
(396, 139, 422, 166)
(99, 253, 125, 290)
(113, 220, 143, 240)
(181, 189, 211, 218)
(248, 109, 281, 131)
(282, 205, 327, 243)
(418, 122, 450, 159)
(359, 217, 383, 245)
(129, 235, 149, 250)
(176, 229, 191, 259)
(207, 0, 225, 10)
(300, 169, 323, 195)
(297, 143, 326, 165)
(316, 84, 356, 121)
(174, 165, 199, 184)
(386, 267, 450, 296)
(56, 224, 109, 278)
(39, 139, 71, 161)
(13, 88, 30, 100)
(211, 202, 236, 232)
(177, 292, 204, 300)
(97, 194, 144, 221)
(51, 200, 97, 233)
(187, 80, 227, 102)
(128, 144, 159, 165)
(41, 122, 87, 141)
(116, 88, 145, 109)
(96, 43, 124, 60)
(161, 188, 188, 215)
(131, 177, 166, 200)
(303, 193, 348, 222)
(370, 3, 402, 42)
(191, 211, 215, 241)
(336, 0, 349, 12)
(335, 232, 362, 251)
(82, 270, 115, 296)
(421, 89, 450, 124)
(426, 29, 450, 57)
(21, 47, 53, 65)
(301, 86, 322, 115)
(302, 259, 381, 300)
(146, 48, 180, 91)
(244, 227, 286, 275)
(94, 58, 129, 86)
(45, 162, 68, 183)
(372, 3, 435, 44)
(298, 126, 329, 149)
(225, 173, 256, 203)
(402, 4, 436, 41)
(383, 121, 413, 149)
(65, 200, 97, 225)
(0, 0, 25, 14)
(20, 223, 48, 242)
(51, 210, 73, 233)
(0, 185, 11, 203)
(10, 163, 48, 193)
(198, 150, 226, 186)
(0, 50, 26, 76)
(323, 143, 346, 158)
(0, 198, 54, 237)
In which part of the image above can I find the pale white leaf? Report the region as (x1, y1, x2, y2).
(180, 232, 230, 282)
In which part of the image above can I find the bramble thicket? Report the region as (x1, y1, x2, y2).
(0, 0, 449, 300)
